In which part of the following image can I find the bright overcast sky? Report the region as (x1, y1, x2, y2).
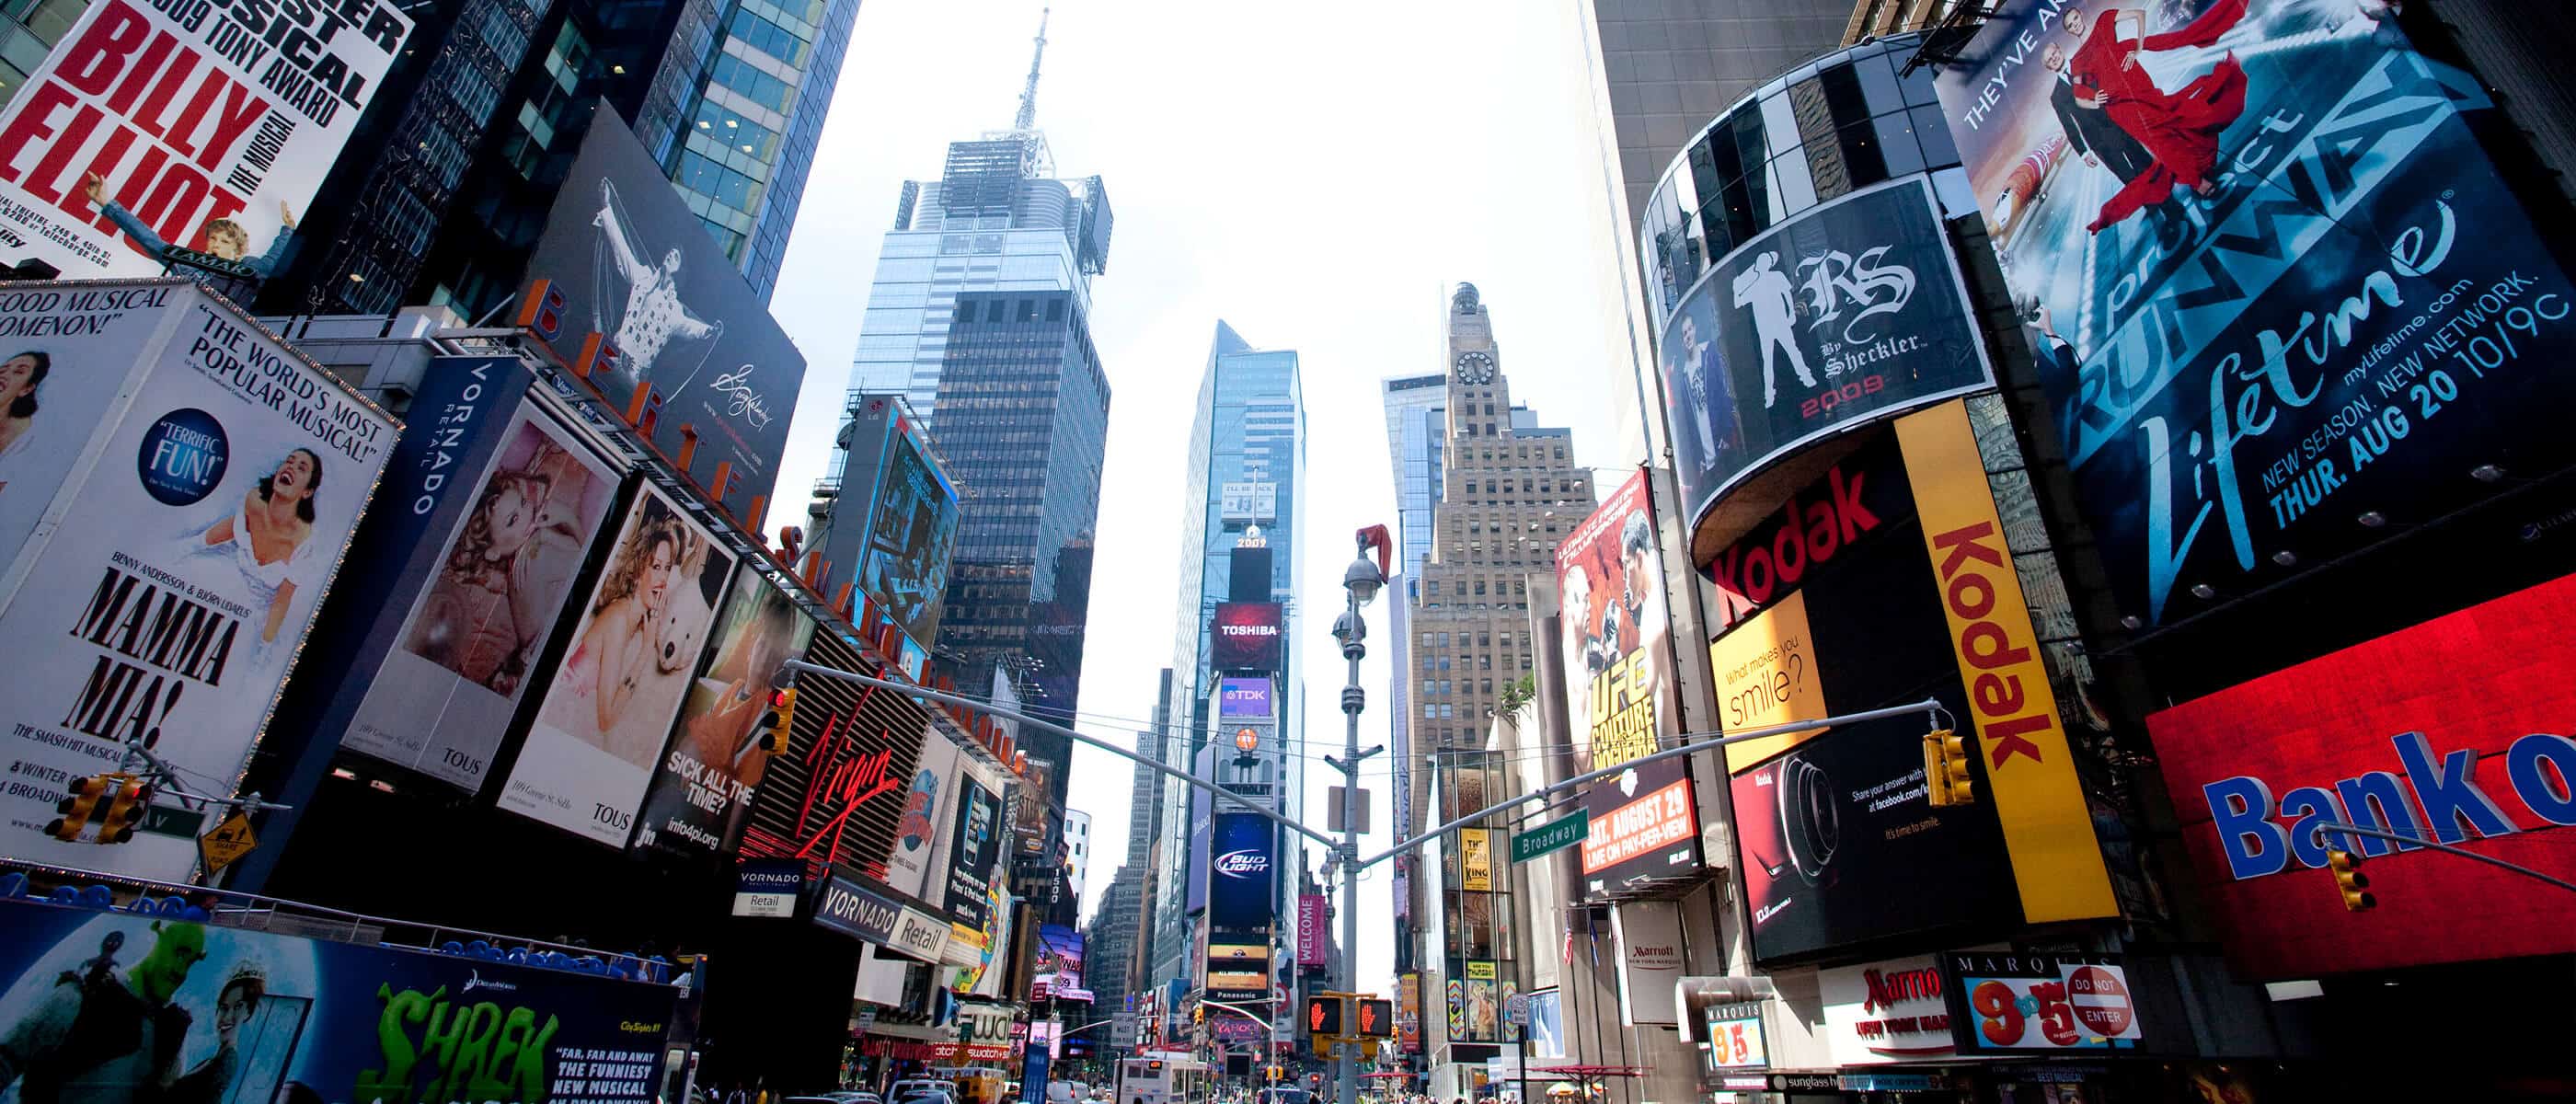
(762, 0, 1640, 995)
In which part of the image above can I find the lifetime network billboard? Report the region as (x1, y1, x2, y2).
(1210, 602, 1284, 673)
(1930, 0, 2576, 626)
(521, 101, 807, 523)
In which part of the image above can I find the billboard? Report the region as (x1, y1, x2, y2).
(1940, 951, 2143, 1053)
(1612, 901, 1684, 1027)
(0, 897, 674, 1104)
(1034, 923, 1089, 1002)
(336, 377, 616, 791)
(521, 103, 806, 522)
(0, 281, 394, 879)
(734, 630, 931, 877)
(1731, 716, 2020, 962)
(1205, 940, 1268, 1000)
(1820, 955, 1961, 1066)
(1657, 178, 1992, 543)
(1460, 828, 1493, 891)
(1580, 760, 1700, 899)
(2147, 571, 2576, 979)
(944, 766, 1006, 930)
(859, 420, 958, 663)
(0, 0, 410, 281)
(502, 481, 739, 845)
(1206, 810, 1275, 932)
(1216, 676, 1273, 719)
(1209, 602, 1283, 673)
(1296, 893, 1328, 966)
(1558, 470, 1676, 773)
(1397, 972, 1421, 1052)
(884, 727, 962, 899)
(1931, 0, 2576, 627)
(630, 570, 817, 858)
(1219, 482, 1277, 523)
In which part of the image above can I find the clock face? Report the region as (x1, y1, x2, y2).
(1455, 351, 1496, 385)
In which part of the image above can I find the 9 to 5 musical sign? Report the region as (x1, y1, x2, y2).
(1699, 1001, 1768, 1070)
(1939, 952, 2143, 1053)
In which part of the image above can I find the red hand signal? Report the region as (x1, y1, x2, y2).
(1309, 1003, 1327, 1030)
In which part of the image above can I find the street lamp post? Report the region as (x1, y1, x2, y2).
(1328, 530, 1388, 1104)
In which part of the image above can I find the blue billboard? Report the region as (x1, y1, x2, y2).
(1933, 0, 2576, 625)
(1206, 811, 1276, 933)
(0, 896, 676, 1104)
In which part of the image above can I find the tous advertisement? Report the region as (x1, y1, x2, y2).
(0, 281, 394, 879)
(0, 896, 673, 1104)
(502, 482, 738, 845)
(520, 105, 806, 521)
(1659, 178, 1991, 550)
(1932, 0, 2576, 626)
(2147, 571, 2576, 979)
(341, 399, 615, 790)
(630, 571, 817, 858)
(0, 0, 410, 280)
(1558, 470, 1675, 773)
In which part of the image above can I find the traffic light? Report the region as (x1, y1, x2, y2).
(759, 685, 799, 751)
(2328, 848, 2375, 912)
(48, 775, 109, 841)
(98, 775, 151, 845)
(1923, 729, 1975, 808)
(1303, 994, 1346, 1038)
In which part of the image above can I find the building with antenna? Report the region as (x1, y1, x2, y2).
(837, 8, 1115, 433)
(807, 8, 1113, 832)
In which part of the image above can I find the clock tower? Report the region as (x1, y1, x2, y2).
(1404, 282, 1596, 836)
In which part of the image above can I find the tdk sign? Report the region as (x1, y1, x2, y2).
(1214, 849, 1271, 879)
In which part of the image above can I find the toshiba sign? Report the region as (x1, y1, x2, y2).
(2149, 572, 2576, 979)
(1212, 602, 1285, 673)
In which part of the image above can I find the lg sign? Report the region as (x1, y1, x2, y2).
(2151, 573, 2576, 978)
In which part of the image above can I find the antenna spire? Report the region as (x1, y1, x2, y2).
(1013, 7, 1049, 132)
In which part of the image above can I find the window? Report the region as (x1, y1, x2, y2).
(1478, 632, 1492, 648)
(1479, 654, 1492, 671)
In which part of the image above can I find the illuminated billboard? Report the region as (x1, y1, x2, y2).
(1210, 602, 1284, 673)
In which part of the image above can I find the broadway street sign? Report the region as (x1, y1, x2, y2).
(1511, 811, 1589, 863)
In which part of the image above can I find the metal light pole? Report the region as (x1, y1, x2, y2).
(1328, 530, 1387, 1104)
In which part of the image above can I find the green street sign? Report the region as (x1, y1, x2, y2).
(1510, 811, 1588, 863)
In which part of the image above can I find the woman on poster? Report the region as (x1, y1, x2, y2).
(0, 351, 50, 494)
(407, 468, 558, 693)
(158, 962, 267, 1104)
(181, 450, 324, 649)
(558, 508, 688, 760)
(2064, 0, 2253, 233)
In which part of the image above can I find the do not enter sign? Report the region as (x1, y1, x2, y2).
(1945, 953, 2144, 1052)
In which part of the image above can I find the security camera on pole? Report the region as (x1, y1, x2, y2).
(1325, 526, 1391, 1104)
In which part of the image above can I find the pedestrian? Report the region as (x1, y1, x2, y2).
(726, 1085, 749, 1104)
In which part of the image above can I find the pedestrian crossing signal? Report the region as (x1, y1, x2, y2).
(1354, 999, 1393, 1039)
(1304, 995, 1345, 1037)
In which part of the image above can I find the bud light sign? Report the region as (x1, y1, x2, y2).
(2148, 572, 2576, 979)
(1208, 811, 1275, 932)
(1218, 677, 1273, 719)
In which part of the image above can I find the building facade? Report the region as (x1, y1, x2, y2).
(1144, 323, 1308, 1010)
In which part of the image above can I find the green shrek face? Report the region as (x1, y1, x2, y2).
(130, 922, 208, 1004)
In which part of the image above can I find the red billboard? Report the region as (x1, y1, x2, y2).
(1297, 892, 1328, 967)
(1211, 601, 1284, 673)
(2148, 573, 2576, 979)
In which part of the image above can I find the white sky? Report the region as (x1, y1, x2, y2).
(762, 0, 1640, 997)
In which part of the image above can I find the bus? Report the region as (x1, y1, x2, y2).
(1114, 1057, 1209, 1104)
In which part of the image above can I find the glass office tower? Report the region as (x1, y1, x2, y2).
(1145, 322, 1306, 998)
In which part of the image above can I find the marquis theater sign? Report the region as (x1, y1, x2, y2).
(2150, 572, 2576, 979)
(738, 633, 926, 874)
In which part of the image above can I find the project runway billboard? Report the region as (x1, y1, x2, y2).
(1931, 0, 2576, 625)
(0, 280, 394, 880)
(0, 0, 411, 279)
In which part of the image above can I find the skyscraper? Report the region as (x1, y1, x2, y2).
(1379, 370, 1445, 964)
(1146, 322, 1306, 996)
(250, 0, 865, 315)
(1403, 284, 1594, 837)
(839, 16, 1114, 432)
(1580, 0, 1856, 220)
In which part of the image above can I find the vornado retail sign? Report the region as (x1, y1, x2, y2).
(814, 874, 903, 943)
(1658, 177, 1992, 558)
